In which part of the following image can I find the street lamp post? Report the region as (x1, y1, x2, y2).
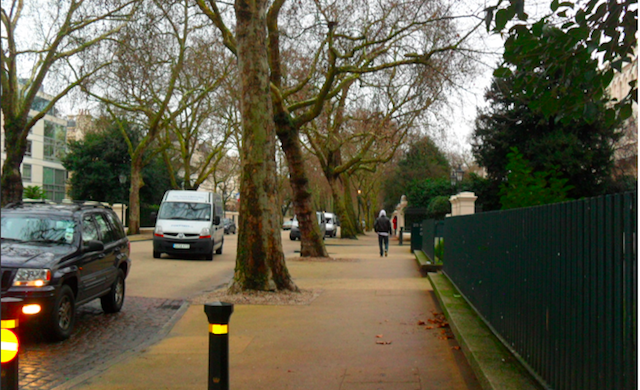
(450, 166, 464, 188)
(118, 174, 127, 225)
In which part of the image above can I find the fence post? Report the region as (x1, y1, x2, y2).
(204, 302, 234, 390)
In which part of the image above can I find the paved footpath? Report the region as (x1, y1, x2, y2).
(68, 234, 481, 390)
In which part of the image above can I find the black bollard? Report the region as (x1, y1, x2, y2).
(399, 227, 403, 245)
(204, 302, 234, 390)
(1, 298, 23, 390)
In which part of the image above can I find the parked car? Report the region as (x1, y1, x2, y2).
(282, 218, 294, 230)
(324, 212, 337, 237)
(1, 200, 131, 341)
(223, 218, 236, 234)
(289, 212, 326, 240)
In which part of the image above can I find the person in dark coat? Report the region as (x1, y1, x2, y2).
(374, 210, 392, 257)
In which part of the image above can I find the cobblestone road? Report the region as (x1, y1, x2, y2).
(16, 296, 186, 390)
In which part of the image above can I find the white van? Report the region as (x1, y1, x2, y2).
(152, 190, 224, 260)
(324, 212, 337, 237)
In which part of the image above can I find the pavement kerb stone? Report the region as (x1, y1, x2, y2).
(427, 272, 543, 390)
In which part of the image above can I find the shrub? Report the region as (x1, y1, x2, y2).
(434, 238, 444, 264)
(23, 185, 47, 200)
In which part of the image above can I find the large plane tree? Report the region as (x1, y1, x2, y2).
(1, 0, 138, 205)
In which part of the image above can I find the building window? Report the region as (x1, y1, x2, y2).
(22, 164, 32, 182)
(44, 121, 67, 161)
(25, 140, 32, 157)
(43, 167, 66, 202)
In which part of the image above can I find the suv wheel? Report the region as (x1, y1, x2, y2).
(101, 269, 126, 313)
(47, 285, 76, 341)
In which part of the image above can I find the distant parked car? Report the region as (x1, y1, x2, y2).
(282, 218, 294, 230)
(223, 218, 236, 234)
(289, 212, 326, 240)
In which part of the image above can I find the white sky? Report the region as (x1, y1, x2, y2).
(435, 0, 554, 157)
(26, 0, 552, 159)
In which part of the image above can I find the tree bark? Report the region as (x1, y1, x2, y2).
(127, 153, 145, 235)
(230, 0, 296, 292)
(276, 123, 328, 257)
(327, 175, 358, 239)
(1, 120, 27, 205)
(342, 175, 363, 235)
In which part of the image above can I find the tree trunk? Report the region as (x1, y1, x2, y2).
(276, 124, 328, 257)
(230, 0, 296, 292)
(327, 175, 358, 239)
(127, 154, 145, 235)
(343, 175, 363, 235)
(1, 120, 28, 206)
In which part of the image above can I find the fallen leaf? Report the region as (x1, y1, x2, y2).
(418, 320, 426, 325)
(452, 346, 461, 350)
(425, 326, 434, 330)
(375, 334, 383, 338)
(376, 340, 392, 345)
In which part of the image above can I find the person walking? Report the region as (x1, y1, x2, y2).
(374, 210, 392, 257)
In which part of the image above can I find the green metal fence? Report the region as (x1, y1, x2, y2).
(444, 192, 637, 390)
(421, 219, 444, 260)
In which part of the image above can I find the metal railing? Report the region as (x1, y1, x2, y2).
(443, 192, 637, 390)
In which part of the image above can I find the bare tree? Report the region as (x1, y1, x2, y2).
(195, 0, 480, 290)
(198, 0, 480, 251)
(1, 0, 138, 205)
(159, 40, 235, 192)
(229, 0, 296, 292)
(82, 0, 229, 234)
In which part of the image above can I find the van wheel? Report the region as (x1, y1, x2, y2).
(47, 285, 76, 341)
(216, 241, 223, 255)
(153, 251, 161, 259)
(101, 269, 125, 313)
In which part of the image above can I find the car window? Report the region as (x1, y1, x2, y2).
(94, 214, 116, 244)
(82, 215, 99, 243)
(105, 212, 125, 240)
(158, 202, 211, 221)
(2, 215, 76, 244)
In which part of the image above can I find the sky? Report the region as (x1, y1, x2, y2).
(437, 0, 554, 157)
(12, 0, 552, 159)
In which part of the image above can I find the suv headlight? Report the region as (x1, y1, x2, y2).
(13, 269, 52, 287)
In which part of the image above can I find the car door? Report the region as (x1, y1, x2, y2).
(77, 214, 105, 302)
(93, 213, 119, 294)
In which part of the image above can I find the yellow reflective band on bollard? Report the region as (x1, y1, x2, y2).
(1, 319, 18, 329)
(209, 324, 228, 334)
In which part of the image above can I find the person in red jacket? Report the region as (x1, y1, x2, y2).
(374, 210, 392, 257)
(392, 215, 397, 235)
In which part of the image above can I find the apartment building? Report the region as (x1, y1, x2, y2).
(1, 89, 69, 201)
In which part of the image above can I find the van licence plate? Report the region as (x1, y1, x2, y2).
(173, 243, 190, 249)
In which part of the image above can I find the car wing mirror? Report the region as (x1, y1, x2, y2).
(214, 216, 221, 225)
(83, 240, 104, 253)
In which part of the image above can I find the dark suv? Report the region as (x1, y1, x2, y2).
(1, 201, 131, 341)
